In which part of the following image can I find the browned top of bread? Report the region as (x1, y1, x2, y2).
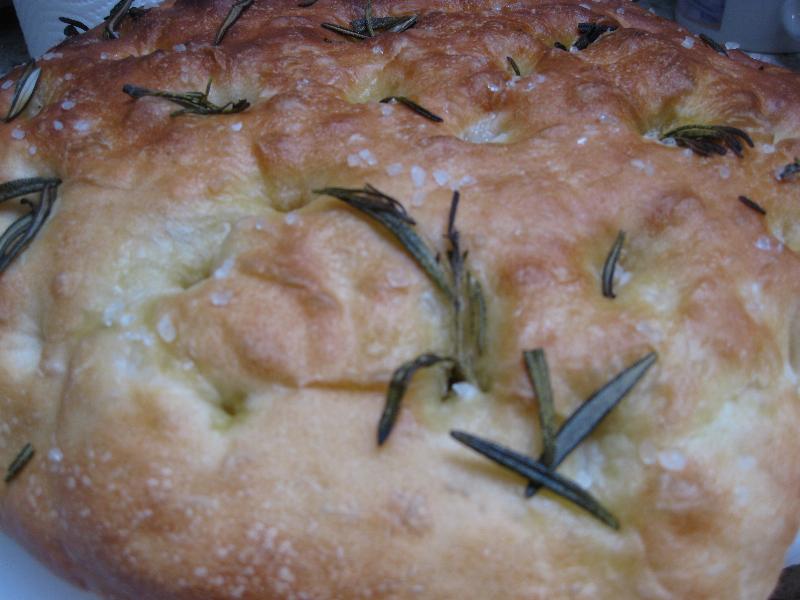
(1, 1, 800, 598)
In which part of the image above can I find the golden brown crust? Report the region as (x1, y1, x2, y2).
(1, 1, 800, 598)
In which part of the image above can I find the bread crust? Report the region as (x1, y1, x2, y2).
(1, 1, 800, 598)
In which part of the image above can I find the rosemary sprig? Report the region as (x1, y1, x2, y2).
(350, 15, 417, 34)
(378, 354, 455, 445)
(573, 22, 616, 50)
(4, 443, 34, 483)
(778, 158, 800, 181)
(0, 181, 58, 273)
(314, 185, 453, 298)
(524, 349, 556, 467)
(526, 352, 657, 497)
(0, 178, 61, 203)
(4, 61, 41, 123)
(738, 195, 766, 215)
(699, 33, 727, 55)
(214, 0, 254, 46)
(380, 96, 443, 123)
(59, 16, 90, 38)
(450, 431, 619, 529)
(122, 80, 250, 116)
(602, 230, 625, 299)
(104, 0, 134, 39)
(321, 22, 368, 40)
(660, 124, 753, 157)
(506, 56, 521, 76)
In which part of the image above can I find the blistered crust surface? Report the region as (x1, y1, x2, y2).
(1, 1, 800, 598)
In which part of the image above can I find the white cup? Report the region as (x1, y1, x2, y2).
(676, 0, 800, 53)
(12, 0, 115, 57)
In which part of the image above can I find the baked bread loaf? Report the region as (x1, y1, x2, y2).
(2, 0, 800, 598)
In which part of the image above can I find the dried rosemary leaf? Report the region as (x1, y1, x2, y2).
(350, 14, 417, 34)
(365, 0, 375, 37)
(506, 56, 521, 76)
(214, 0, 254, 46)
(4, 443, 34, 483)
(738, 195, 766, 215)
(386, 15, 418, 33)
(4, 61, 41, 124)
(524, 349, 556, 467)
(699, 33, 727, 55)
(0, 182, 58, 273)
(526, 352, 657, 498)
(104, 0, 134, 39)
(466, 272, 487, 356)
(380, 96, 443, 123)
(314, 186, 454, 299)
(660, 124, 753, 158)
(554, 41, 568, 51)
(321, 22, 369, 40)
(59, 16, 90, 37)
(378, 354, 454, 445)
(602, 230, 625, 299)
(450, 430, 619, 529)
(0, 177, 61, 204)
(553, 352, 657, 466)
(122, 81, 250, 116)
(778, 158, 800, 181)
(573, 22, 616, 50)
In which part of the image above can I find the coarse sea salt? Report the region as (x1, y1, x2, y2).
(386, 162, 403, 176)
(11, 128, 24, 140)
(681, 36, 695, 49)
(411, 165, 426, 187)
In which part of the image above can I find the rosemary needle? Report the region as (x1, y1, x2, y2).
(4, 61, 41, 123)
(380, 96, 443, 123)
(4, 443, 34, 483)
(601, 230, 625, 299)
(214, 0, 254, 45)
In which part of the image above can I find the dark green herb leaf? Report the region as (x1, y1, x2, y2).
(738, 195, 766, 215)
(699, 33, 727, 55)
(466, 272, 487, 356)
(122, 81, 250, 116)
(527, 352, 657, 497)
(365, 0, 375, 37)
(4, 443, 34, 483)
(602, 230, 625, 299)
(574, 22, 616, 50)
(380, 96, 443, 123)
(506, 56, 521, 76)
(0, 182, 58, 273)
(321, 22, 368, 40)
(379, 354, 454, 445)
(778, 158, 800, 181)
(450, 430, 619, 529)
(0, 177, 61, 204)
(59, 16, 90, 37)
(660, 124, 753, 158)
(350, 14, 417, 34)
(315, 185, 454, 299)
(104, 0, 133, 39)
(524, 349, 556, 467)
(554, 41, 568, 51)
(4, 61, 41, 123)
(214, 0, 254, 46)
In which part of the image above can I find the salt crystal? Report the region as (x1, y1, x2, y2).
(48, 448, 63, 463)
(658, 449, 686, 471)
(73, 120, 91, 132)
(347, 153, 360, 167)
(616, 7, 625, 15)
(718, 165, 730, 179)
(452, 382, 478, 400)
(28, 146, 37, 156)
(755, 236, 772, 251)
(173, 43, 187, 52)
(358, 148, 377, 166)
(372, 45, 384, 55)
(64, 73, 74, 81)
(53, 120, 64, 131)
(100, 52, 110, 60)
(681, 36, 695, 49)
(284, 212, 299, 225)
(432, 169, 450, 186)
(576, 136, 588, 145)
(11, 128, 24, 140)
(386, 162, 403, 176)
(213, 258, 235, 279)
(230, 122, 243, 132)
(487, 82, 501, 92)
(411, 165, 426, 188)
(380, 104, 394, 116)
(347, 133, 365, 144)
(210, 290, 233, 306)
(630, 159, 654, 176)
(42, 52, 62, 61)
(760, 143, 775, 154)
(725, 41, 740, 50)
(156, 314, 177, 342)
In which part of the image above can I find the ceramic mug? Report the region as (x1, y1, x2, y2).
(676, 0, 800, 53)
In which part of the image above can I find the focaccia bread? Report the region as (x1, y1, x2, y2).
(1, 1, 800, 598)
